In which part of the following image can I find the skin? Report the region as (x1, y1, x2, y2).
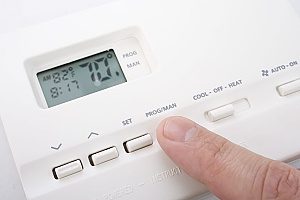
(156, 116, 300, 200)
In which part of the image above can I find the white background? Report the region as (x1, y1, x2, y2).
(0, 0, 299, 199)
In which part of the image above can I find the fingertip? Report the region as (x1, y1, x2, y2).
(156, 117, 167, 139)
(156, 116, 199, 143)
(156, 116, 194, 161)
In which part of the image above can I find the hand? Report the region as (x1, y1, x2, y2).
(156, 116, 300, 200)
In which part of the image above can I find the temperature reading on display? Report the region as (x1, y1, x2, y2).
(47, 68, 77, 98)
(37, 50, 126, 107)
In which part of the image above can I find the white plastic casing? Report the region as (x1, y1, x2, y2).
(0, 0, 300, 200)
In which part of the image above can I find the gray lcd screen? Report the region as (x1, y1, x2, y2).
(37, 49, 126, 107)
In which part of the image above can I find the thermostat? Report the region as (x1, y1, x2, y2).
(0, 0, 300, 200)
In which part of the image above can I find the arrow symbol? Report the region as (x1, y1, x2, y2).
(51, 143, 62, 150)
(88, 132, 99, 139)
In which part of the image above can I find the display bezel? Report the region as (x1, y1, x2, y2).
(25, 35, 152, 109)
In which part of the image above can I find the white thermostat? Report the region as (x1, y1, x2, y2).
(0, 0, 300, 200)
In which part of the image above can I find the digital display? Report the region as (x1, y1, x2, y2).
(37, 50, 126, 107)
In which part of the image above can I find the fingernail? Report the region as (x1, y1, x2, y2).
(163, 117, 198, 142)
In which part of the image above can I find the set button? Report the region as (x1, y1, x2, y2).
(124, 134, 153, 153)
(277, 78, 300, 96)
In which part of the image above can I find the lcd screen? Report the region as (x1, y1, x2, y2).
(37, 50, 126, 107)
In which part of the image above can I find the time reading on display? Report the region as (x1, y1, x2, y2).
(37, 50, 127, 107)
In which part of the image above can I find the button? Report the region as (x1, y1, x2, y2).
(89, 147, 119, 166)
(206, 104, 235, 122)
(53, 160, 83, 180)
(277, 79, 300, 96)
(124, 134, 153, 153)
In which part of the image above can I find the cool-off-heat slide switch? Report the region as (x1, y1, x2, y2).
(206, 99, 250, 122)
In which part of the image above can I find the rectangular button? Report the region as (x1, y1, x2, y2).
(89, 147, 119, 166)
(277, 79, 300, 96)
(206, 104, 235, 122)
(53, 160, 83, 179)
(124, 134, 153, 153)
